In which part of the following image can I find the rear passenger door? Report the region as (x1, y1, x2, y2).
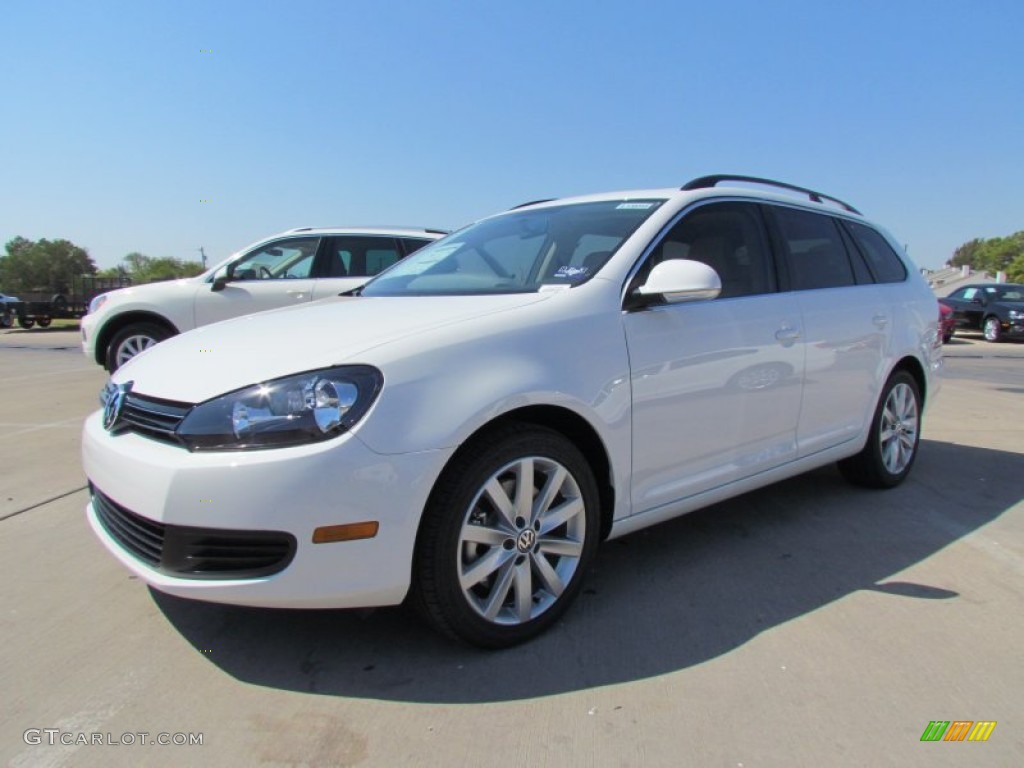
(766, 206, 890, 457)
(623, 202, 804, 511)
(311, 236, 406, 300)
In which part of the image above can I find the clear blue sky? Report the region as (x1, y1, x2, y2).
(2, 0, 1021, 270)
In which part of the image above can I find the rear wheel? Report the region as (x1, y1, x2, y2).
(983, 316, 1003, 342)
(839, 370, 921, 489)
(17, 317, 35, 329)
(412, 424, 600, 648)
(106, 322, 172, 371)
(36, 316, 52, 328)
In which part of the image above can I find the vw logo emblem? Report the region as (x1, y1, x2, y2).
(516, 528, 537, 553)
(103, 382, 131, 431)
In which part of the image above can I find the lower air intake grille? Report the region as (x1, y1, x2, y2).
(91, 487, 297, 579)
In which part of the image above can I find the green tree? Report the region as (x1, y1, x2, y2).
(949, 231, 1024, 276)
(111, 252, 205, 283)
(0, 237, 97, 292)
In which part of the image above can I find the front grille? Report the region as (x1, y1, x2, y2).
(91, 487, 297, 580)
(119, 392, 192, 444)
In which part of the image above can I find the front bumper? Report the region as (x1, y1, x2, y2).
(82, 411, 452, 608)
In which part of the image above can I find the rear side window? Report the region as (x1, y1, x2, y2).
(844, 221, 908, 283)
(324, 237, 402, 278)
(771, 207, 855, 290)
(400, 238, 433, 256)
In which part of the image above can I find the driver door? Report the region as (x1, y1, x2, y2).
(194, 237, 320, 327)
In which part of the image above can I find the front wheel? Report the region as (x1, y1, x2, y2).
(17, 317, 35, 329)
(983, 316, 1003, 342)
(839, 371, 921, 489)
(106, 322, 172, 371)
(412, 424, 600, 648)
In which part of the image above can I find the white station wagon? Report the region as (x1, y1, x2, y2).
(81, 226, 445, 370)
(83, 176, 942, 648)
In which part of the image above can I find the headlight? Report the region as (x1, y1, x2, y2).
(1009, 310, 1023, 321)
(176, 365, 382, 451)
(88, 294, 109, 314)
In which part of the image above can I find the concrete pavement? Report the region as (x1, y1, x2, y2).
(1, 330, 1021, 767)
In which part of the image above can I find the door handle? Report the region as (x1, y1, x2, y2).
(775, 326, 800, 346)
(872, 313, 889, 328)
(286, 290, 306, 298)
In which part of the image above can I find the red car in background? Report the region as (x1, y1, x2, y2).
(938, 302, 955, 343)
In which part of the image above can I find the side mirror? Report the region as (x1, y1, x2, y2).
(211, 266, 230, 292)
(636, 259, 721, 304)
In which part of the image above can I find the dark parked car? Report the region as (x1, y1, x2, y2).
(939, 283, 1024, 342)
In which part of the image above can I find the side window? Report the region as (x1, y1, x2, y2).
(844, 221, 907, 283)
(641, 202, 775, 299)
(400, 238, 433, 256)
(771, 207, 855, 291)
(962, 287, 979, 300)
(324, 237, 402, 278)
(230, 237, 319, 281)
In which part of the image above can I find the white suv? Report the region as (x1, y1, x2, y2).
(81, 226, 446, 370)
(82, 176, 942, 648)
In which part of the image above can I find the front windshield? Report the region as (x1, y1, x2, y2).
(362, 199, 665, 296)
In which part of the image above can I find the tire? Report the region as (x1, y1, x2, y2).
(411, 423, 600, 648)
(0, 314, 12, 329)
(106, 322, 172, 371)
(36, 316, 52, 328)
(50, 294, 68, 313)
(838, 370, 921, 489)
(18, 317, 35, 329)
(983, 315, 1003, 343)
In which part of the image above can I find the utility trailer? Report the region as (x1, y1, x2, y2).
(6, 276, 131, 329)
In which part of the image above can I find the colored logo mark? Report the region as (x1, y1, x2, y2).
(920, 721, 996, 742)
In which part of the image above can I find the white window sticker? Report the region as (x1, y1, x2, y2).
(553, 265, 590, 279)
(616, 202, 654, 210)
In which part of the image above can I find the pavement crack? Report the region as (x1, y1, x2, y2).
(0, 485, 89, 521)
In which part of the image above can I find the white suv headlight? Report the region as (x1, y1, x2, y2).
(176, 366, 382, 451)
(88, 294, 109, 314)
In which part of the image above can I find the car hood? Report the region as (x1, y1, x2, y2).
(103, 277, 203, 304)
(114, 293, 552, 402)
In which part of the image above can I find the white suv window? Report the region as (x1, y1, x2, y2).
(230, 237, 319, 281)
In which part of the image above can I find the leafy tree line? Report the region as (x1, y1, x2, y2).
(1, 237, 204, 292)
(949, 231, 1024, 283)
(97, 252, 205, 283)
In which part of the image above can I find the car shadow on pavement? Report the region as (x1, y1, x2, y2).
(152, 438, 1022, 704)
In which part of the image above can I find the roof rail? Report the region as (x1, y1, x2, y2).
(510, 198, 557, 210)
(681, 175, 861, 214)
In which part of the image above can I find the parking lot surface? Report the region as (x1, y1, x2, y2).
(1, 328, 1021, 767)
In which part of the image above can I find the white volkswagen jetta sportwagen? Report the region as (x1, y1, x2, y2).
(83, 176, 942, 648)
